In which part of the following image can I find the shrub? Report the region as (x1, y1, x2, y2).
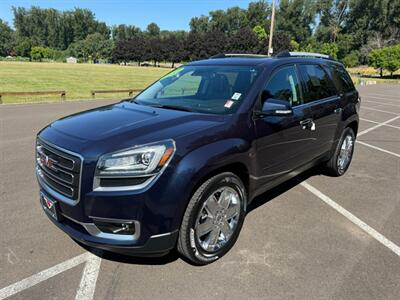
(342, 51, 359, 68)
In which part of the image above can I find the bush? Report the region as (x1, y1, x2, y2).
(342, 51, 359, 68)
(368, 44, 400, 77)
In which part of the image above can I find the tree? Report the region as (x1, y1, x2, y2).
(68, 33, 113, 62)
(276, 0, 317, 43)
(342, 51, 359, 67)
(368, 45, 400, 77)
(253, 25, 267, 43)
(0, 19, 15, 56)
(246, 1, 271, 29)
(229, 27, 260, 54)
(189, 16, 209, 33)
(146, 23, 160, 37)
(112, 24, 141, 42)
(315, 0, 348, 43)
(31, 46, 52, 61)
(163, 35, 186, 68)
(320, 42, 339, 59)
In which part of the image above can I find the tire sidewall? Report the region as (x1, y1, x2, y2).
(186, 173, 246, 264)
(336, 127, 355, 175)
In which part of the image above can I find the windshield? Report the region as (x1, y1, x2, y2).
(134, 65, 261, 114)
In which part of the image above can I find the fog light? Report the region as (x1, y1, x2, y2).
(93, 219, 136, 235)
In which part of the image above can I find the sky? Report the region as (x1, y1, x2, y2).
(0, 0, 258, 31)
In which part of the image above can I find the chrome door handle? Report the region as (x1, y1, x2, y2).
(300, 119, 316, 131)
(334, 108, 343, 114)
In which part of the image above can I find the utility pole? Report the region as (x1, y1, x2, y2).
(268, 0, 276, 56)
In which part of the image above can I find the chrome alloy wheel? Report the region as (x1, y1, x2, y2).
(194, 187, 241, 252)
(337, 134, 354, 173)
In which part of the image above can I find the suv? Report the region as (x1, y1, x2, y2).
(36, 52, 360, 265)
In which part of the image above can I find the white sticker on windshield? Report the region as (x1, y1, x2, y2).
(224, 100, 234, 108)
(231, 92, 242, 100)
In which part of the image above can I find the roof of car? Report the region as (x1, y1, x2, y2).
(186, 55, 343, 68)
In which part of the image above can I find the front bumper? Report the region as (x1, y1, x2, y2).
(41, 199, 178, 256)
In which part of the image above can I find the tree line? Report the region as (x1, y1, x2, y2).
(0, 1, 400, 73)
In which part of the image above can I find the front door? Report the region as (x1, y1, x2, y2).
(253, 65, 316, 187)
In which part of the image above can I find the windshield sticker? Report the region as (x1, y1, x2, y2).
(224, 100, 234, 108)
(231, 92, 242, 100)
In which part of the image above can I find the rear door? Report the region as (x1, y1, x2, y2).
(297, 64, 341, 157)
(254, 65, 315, 185)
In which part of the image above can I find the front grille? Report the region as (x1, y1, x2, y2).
(36, 138, 82, 202)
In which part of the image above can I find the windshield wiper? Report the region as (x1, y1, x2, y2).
(149, 104, 194, 112)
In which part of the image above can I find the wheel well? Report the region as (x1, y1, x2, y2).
(191, 163, 250, 200)
(347, 121, 358, 136)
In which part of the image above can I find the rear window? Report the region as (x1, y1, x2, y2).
(328, 64, 354, 93)
(299, 64, 337, 103)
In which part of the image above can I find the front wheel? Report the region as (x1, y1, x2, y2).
(325, 127, 356, 176)
(177, 172, 246, 265)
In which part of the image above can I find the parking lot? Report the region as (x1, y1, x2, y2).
(0, 84, 399, 299)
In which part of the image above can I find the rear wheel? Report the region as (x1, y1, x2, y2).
(177, 172, 246, 265)
(325, 127, 355, 176)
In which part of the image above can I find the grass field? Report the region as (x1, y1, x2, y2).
(0, 62, 169, 104)
(1, 62, 400, 104)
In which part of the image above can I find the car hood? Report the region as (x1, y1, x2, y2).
(39, 101, 226, 156)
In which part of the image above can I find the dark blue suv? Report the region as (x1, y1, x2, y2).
(36, 52, 360, 265)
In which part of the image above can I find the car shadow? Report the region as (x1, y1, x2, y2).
(74, 166, 324, 266)
(74, 239, 180, 265)
(247, 166, 323, 213)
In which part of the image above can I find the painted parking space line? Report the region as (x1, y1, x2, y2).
(361, 106, 399, 116)
(365, 94, 400, 101)
(301, 182, 400, 257)
(0, 252, 101, 300)
(75, 254, 102, 300)
(363, 99, 400, 108)
(356, 141, 400, 158)
(360, 118, 400, 130)
(357, 115, 400, 137)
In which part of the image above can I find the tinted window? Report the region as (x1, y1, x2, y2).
(264, 66, 301, 106)
(299, 64, 337, 102)
(329, 64, 354, 93)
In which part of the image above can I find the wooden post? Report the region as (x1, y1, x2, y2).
(268, 0, 276, 56)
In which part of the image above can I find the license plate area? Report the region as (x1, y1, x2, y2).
(40, 193, 61, 221)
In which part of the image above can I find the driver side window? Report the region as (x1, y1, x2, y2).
(264, 66, 301, 106)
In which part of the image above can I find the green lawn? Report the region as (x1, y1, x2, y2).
(0, 62, 170, 104)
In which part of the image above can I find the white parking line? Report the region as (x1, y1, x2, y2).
(365, 94, 400, 101)
(356, 141, 400, 158)
(360, 118, 400, 130)
(357, 115, 400, 136)
(301, 182, 400, 257)
(363, 99, 400, 108)
(0, 252, 101, 300)
(75, 254, 102, 300)
(361, 106, 399, 115)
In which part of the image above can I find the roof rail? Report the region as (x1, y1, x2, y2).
(276, 51, 335, 60)
(210, 53, 269, 59)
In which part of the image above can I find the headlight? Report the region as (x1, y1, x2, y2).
(96, 140, 175, 177)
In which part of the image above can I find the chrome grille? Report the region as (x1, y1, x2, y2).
(36, 138, 82, 203)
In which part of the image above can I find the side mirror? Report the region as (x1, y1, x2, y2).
(257, 98, 293, 117)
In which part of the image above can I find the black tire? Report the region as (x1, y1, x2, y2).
(177, 172, 246, 265)
(325, 127, 356, 176)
